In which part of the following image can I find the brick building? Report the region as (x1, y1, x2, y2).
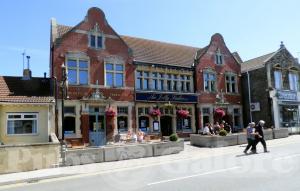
(122, 36, 198, 137)
(50, 7, 135, 144)
(194, 34, 243, 132)
(50, 7, 245, 144)
(241, 42, 300, 133)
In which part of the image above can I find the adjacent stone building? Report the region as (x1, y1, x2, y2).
(241, 42, 300, 133)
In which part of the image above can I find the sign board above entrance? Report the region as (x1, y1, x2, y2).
(135, 92, 198, 103)
(277, 90, 297, 101)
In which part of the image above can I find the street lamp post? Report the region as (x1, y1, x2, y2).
(61, 63, 67, 140)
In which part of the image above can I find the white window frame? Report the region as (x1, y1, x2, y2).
(203, 71, 216, 92)
(117, 106, 129, 132)
(88, 23, 105, 49)
(215, 49, 224, 65)
(274, 70, 282, 89)
(6, 113, 39, 136)
(225, 73, 238, 93)
(288, 72, 299, 91)
(105, 62, 125, 87)
(66, 58, 90, 85)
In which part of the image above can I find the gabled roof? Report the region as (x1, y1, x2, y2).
(121, 35, 199, 68)
(53, 24, 200, 68)
(241, 52, 275, 72)
(0, 76, 54, 103)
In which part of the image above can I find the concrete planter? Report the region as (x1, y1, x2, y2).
(104, 144, 153, 162)
(263, 129, 273, 140)
(237, 133, 247, 145)
(273, 128, 289, 139)
(190, 134, 238, 148)
(153, 139, 184, 156)
(65, 147, 104, 166)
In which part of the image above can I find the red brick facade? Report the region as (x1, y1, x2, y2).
(195, 33, 243, 130)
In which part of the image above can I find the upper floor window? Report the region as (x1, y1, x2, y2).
(136, 71, 150, 90)
(289, 72, 299, 91)
(89, 23, 104, 49)
(225, 73, 238, 93)
(204, 72, 216, 92)
(215, 49, 224, 65)
(274, 70, 282, 89)
(67, 59, 89, 85)
(105, 63, 124, 87)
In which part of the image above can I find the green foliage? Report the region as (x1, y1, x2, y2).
(219, 129, 228, 136)
(169, 133, 178, 142)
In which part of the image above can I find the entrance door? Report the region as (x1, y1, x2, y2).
(63, 116, 76, 135)
(89, 113, 106, 146)
(160, 116, 173, 136)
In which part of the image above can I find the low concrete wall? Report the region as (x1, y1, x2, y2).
(237, 133, 247, 145)
(190, 134, 238, 148)
(104, 144, 153, 162)
(0, 142, 60, 174)
(273, 128, 289, 139)
(65, 147, 104, 166)
(263, 129, 273, 140)
(64, 140, 184, 166)
(153, 139, 184, 156)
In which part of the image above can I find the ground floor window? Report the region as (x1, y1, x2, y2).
(64, 116, 76, 134)
(7, 113, 38, 135)
(176, 117, 192, 132)
(279, 105, 299, 127)
(233, 108, 241, 130)
(202, 107, 210, 127)
(139, 116, 149, 132)
(117, 116, 128, 132)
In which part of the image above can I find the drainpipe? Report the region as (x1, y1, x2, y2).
(247, 71, 253, 122)
(192, 61, 199, 134)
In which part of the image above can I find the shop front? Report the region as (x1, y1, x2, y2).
(273, 90, 300, 133)
(135, 91, 197, 137)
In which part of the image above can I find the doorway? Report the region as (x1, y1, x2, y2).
(160, 116, 173, 136)
(63, 116, 76, 135)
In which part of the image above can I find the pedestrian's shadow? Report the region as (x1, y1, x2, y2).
(236, 153, 257, 157)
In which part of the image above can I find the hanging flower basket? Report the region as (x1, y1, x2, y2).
(214, 108, 225, 119)
(149, 108, 161, 118)
(106, 107, 116, 118)
(177, 109, 189, 119)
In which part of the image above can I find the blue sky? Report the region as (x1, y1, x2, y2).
(0, 0, 299, 77)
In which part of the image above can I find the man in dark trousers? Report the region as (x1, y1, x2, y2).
(253, 120, 269, 153)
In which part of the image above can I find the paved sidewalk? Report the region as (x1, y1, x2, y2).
(0, 135, 299, 186)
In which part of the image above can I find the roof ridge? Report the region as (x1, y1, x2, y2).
(243, 52, 275, 64)
(120, 35, 200, 50)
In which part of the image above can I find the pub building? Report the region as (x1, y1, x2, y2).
(242, 42, 300, 133)
(122, 36, 198, 137)
(194, 33, 244, 132)
(50, 7, 136, 145)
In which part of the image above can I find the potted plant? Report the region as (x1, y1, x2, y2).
(177, 109, 189, 119)
(149, 108, 161, 119)
(106, 107, 116, 117)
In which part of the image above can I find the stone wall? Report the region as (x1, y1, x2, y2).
(0, 142, 60, 174)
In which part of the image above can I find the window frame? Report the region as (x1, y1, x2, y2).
(274, 70, 282, 89)
(66, 58, 89, 86)
(215, 49, 224, 65)
(288, 71, 299, 91)
(105, 62, 125, 87)
(225, 73, 238, 93)
(6, 113, 39, 136)
(203, 71, 216, 92)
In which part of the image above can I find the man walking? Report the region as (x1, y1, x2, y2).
(243, 122, 256, 154)
(254, 120, 269, 153)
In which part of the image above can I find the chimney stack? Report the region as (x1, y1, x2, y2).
(23, 55, 32, 80)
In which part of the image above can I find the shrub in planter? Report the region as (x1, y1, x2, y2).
(169, 133, 178, 142)
(219, 129, 227, 136)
